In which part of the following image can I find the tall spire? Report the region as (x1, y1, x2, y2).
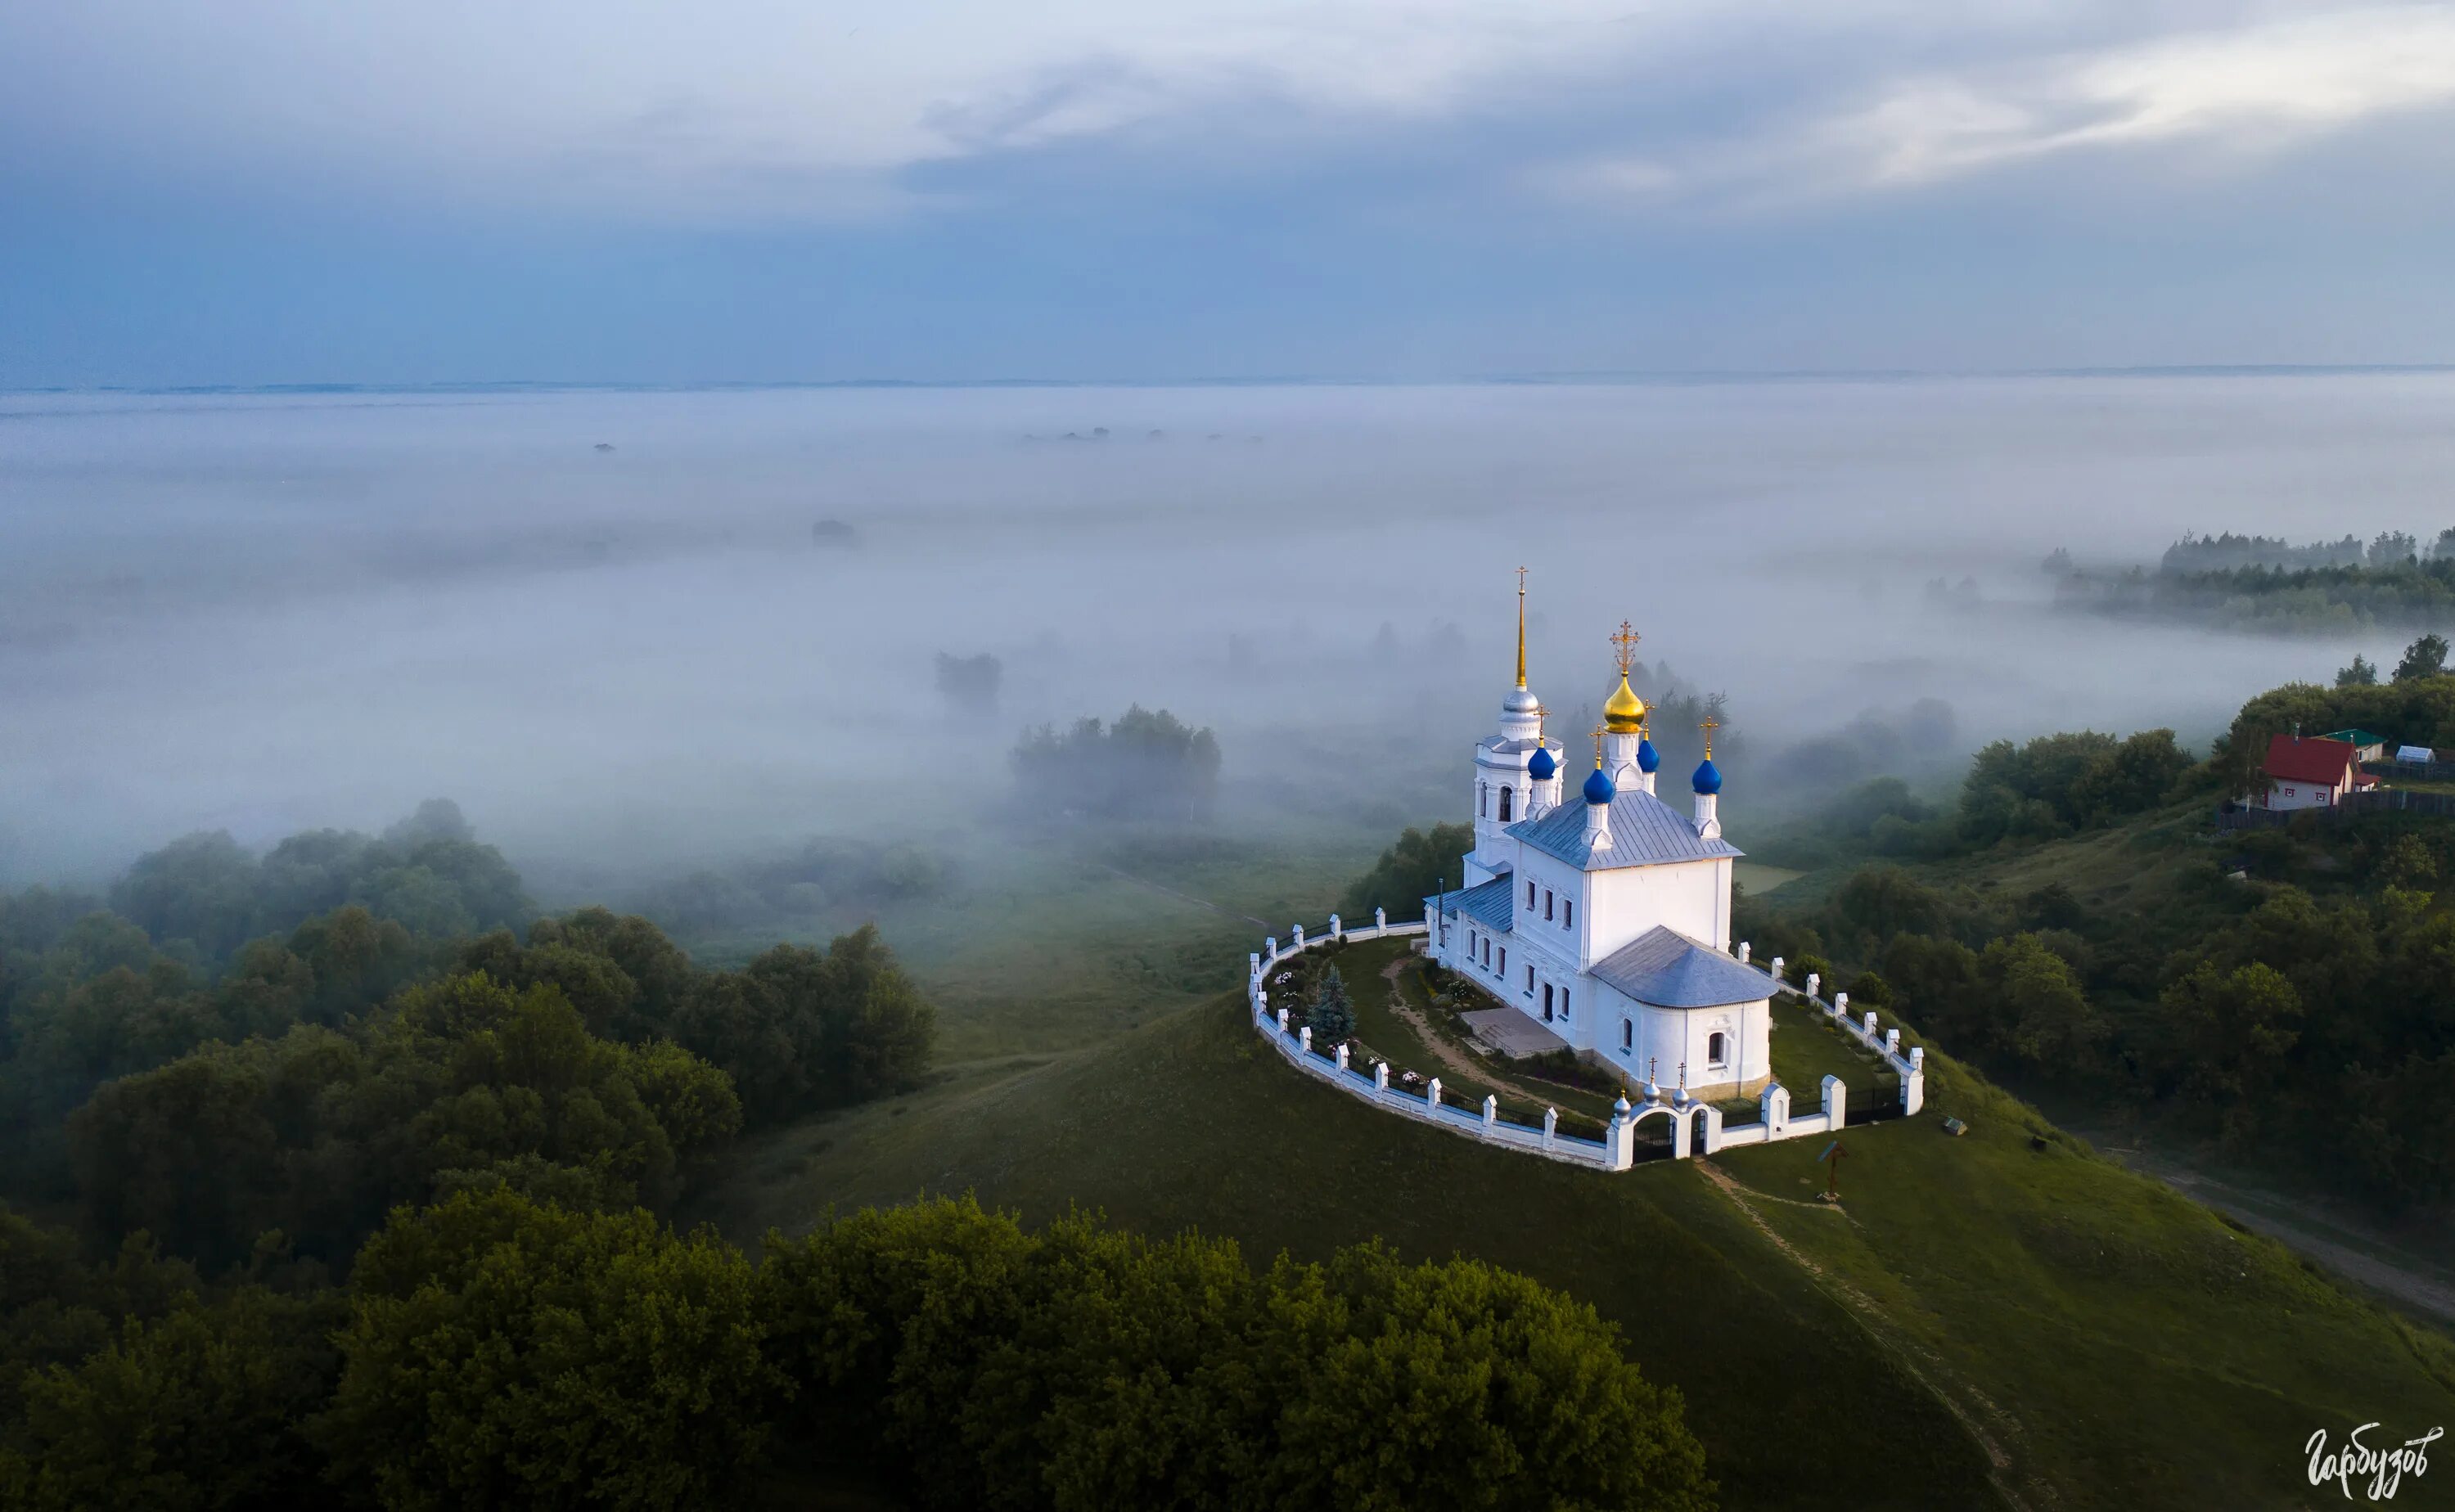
(1515, 566, 1528, 689)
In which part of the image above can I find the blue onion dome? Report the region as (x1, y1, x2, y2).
(1691, 758, 1723, 795)
(1528, 746, 1557, 781)
(1636, 736, 1660, 773)
(1583, 765, 1616, 805)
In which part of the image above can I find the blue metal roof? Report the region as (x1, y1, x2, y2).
(1590, 926, 1778, 1008)
(1507, 787, 1742, 871)
(1428, 875, 1514, 933)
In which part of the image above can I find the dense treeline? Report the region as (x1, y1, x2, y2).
(1742, 682, 2455, 1209)
(1758, 727, 2194, 869)
(2050, 528, 2455, 630)
(0, 809, 936, 1267)
(1011, 706, 1223, 821)
(0, 1193, 1714, 1511)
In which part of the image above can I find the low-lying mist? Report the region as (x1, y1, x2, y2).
(7, 373, 2453, 890)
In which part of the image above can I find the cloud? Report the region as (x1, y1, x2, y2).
(1545, 6, 2455, 212)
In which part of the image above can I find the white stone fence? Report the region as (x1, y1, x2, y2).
(1246, 909, 1863, 1169)
(1741, 947, 1927, 1118)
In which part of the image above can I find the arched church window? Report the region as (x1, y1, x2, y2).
(1708, 1031, 1728, 1066)
(1498, 786, 1512, 821)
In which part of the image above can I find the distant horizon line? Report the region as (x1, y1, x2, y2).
(7, 362, 2455, 397)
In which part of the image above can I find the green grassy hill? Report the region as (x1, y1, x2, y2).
(685, 939, 2455, 1512)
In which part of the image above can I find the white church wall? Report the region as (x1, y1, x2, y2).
(1583, 857, 1729, 961)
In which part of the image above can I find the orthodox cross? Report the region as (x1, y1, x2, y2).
(1698, 712, 1720, 760)
(1611, 619, 1641, 676)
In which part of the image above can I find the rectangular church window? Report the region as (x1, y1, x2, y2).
(1563, 900, 1573, 928)
(1543, 889, 1553, 920)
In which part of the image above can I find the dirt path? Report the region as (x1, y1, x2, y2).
(1376, 956, 1498, 1085)
(1694, 1161, 2043, 1510)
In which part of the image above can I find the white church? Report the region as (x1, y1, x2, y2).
(1425, 583, 1778, 1102)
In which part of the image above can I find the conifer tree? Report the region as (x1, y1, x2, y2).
(1308, 965, 1356, 1045)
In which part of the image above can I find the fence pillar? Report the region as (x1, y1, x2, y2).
(1374, 1061, 1390, 1091)
(1336, 1043, 1350, 1071)
(1607, 1097, 1635, 1170)
(1909, 1046, 1925, 1071)
(1299, 1025, 1313, 1054)
(1292, 924, 1307, 950)
(1426, 1077, 1443, 1113)
(1822, 1074, 1848, 1132)
(1884, 1028, 1900, 1055)
(1863, 1010, 1879, 1039)
(1805, 971, 1820, 1001)
(1761, 1080, 1790, 1138)
(1769, 956, 1785, 986)
(1737, 941, 1750, 964)
(1482, 1094, 1498, 1132)
(1265, 936, 1277, 961)
(1903, 1068, 1925, 1116)
(1329, 913, 1342, 940)
(1374, 907, 1387, 930)
(1276, 1007, 1290, 1034)
(1833, 991, 1849, 1018)
(1543, 1106, 1558, 1147)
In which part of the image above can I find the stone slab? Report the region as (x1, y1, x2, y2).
(1460, 1006, 1570, 1060)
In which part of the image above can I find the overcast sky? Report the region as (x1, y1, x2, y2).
(6, 1, 2454, 384)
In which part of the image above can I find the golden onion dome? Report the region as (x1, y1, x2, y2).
(1603, 673, 1646, 734)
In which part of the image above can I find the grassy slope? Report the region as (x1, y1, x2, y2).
(682, 934, 2455, 1511)
(688, 987, 2004, 1512)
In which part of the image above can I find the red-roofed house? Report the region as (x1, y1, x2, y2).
(2262, 733, 2378, 811)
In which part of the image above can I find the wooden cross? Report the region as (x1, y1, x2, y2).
(1819, 1137, 1849, 1200)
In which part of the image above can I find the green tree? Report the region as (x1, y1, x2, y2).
(2161, 961, 2302, 1141)
(758, 1198, 1712, 1512)
(1340, 822, 1475, 918)
(2336, 654, 2379, 687)
(1307, 965, 1356, 1043)
(1, 1289, 345, 1512)
(2394, 632, 2448, 682)
(674, 925, 934, 1127)
(1252, 1243, 1713, 1512)
(1977, 934, 2098, 1070)
(322, 1190, 780, 1512)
